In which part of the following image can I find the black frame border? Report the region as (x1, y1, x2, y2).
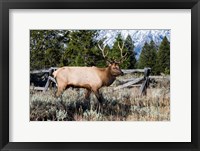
(0, 0, 199, 151)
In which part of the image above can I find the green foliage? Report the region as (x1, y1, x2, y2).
(137, 37, 170, 75)
(125, 35, 137, 69)
(138, 40, 157, 74)
(93, 42, 109, 67)
(30, 49, 45, 70)
(30, 30, 170, 76)
(108, 34, 122, 60)
(109, 34, 136, 69)
(45, 48, 62, 67)
(30, 30, 137, 70)
(30, 30, 69, 70)
(156, 36, 170, 75)
(60, 30, 99, 66)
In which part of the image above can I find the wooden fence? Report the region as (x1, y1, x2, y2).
(30, 67, 152, 95)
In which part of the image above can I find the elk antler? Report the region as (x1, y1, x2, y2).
(118, 41, 128, 63)
(98, 43, 109, 59)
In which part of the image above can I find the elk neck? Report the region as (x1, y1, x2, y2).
(100, 66, 116, 86)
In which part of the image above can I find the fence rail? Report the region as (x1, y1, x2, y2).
(30, 67, 148, 75)
(30, 67, 152, 95)
(30, 67, 58, 74)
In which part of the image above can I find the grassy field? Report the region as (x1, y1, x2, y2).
(30, 74, 170, 121)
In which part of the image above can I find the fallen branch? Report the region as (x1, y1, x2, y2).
(114, 77, 144, 90)
(32, 87, 45, 91)
(122, 69, 145, 74)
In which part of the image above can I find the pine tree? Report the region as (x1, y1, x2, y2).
(109, 34, 123, 60)
(30, 30, 46, 70)
(95, 39, 110, 67)
(109, 34, 135, 69)
(157, 36, 170, 75)
(30, 30, 69, 70)
(60, 30, 98, 66)
(138, 40, 157, 74)
(138, 42, 148, 68)
(124, 35, 136, 69)
(45, 48, 62, 67)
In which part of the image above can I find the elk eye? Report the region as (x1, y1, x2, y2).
(113, 67, 119, 70)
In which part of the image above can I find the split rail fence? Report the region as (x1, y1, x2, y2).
(30, 67, 152, 95)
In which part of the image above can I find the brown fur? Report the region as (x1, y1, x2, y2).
(53, 63, 123, 101)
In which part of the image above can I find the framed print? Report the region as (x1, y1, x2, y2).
(0, 0, 200, 151)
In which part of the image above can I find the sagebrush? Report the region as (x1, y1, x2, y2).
(30, 75, 170, 121)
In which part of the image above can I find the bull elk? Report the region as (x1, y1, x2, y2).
(53, 41, 127, 104)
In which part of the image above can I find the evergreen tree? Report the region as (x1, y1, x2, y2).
(157, 36, 170, 75)
(124, 35, 136, 69)
(95, 39, 110, 67)
(30, 30, 69, 70)
(30, 30, 169, 74)
(138, 40, 157, 74)
(109, 34, 123, 60)
(60, 30, 99, 66)
(45, 48, 62, 67)
(30, 30, 46, 70)
(110, 34, 136, 69)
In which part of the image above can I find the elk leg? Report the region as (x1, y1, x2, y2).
(93, 90, 100, 100)
(93, 89, 103, 103)
(92, 89, 103, 113)
(56, 84, 66, 97)
(55, 76, 67, 97)
(85, 90, 91, 99)
(82, 84, 92, 99)
(56, 86, 62, 97)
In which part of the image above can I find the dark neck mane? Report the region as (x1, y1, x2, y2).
(97, 66, 116, 86)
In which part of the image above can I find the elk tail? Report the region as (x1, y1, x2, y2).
(53, 70, 58, 78)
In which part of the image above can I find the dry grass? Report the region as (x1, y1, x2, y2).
(30, 75, 170, 121)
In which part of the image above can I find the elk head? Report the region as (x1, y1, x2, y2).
(108, 62, 124, 76)
(98, 41, 128, 76)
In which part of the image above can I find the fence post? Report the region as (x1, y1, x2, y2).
(140, 68, 151, 95)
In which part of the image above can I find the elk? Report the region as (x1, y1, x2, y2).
(53, 41, 127, 103)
